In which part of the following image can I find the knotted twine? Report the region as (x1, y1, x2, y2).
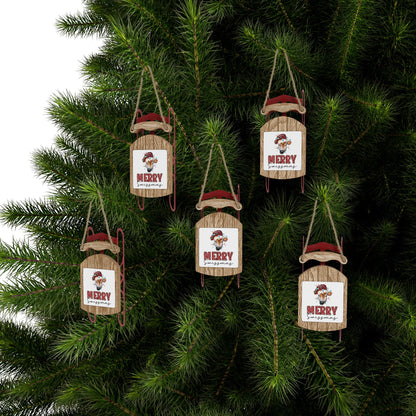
(129, 66, 170, 133)
(196, 143, 242, 211)
(261, 48, 306, 115)
(299, 198, 348, 264)
(80, 190, 119, 254)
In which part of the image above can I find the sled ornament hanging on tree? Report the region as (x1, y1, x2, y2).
(79, 191, 125, 327)
(130, 66, 176, 211)
(260, 48, 307, 193)
(297, 199, 348, 335)
(195, 143, 243, 287)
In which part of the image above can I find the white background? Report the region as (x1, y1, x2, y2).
(0, 1, 102, 251)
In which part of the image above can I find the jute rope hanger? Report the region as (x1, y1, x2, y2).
(196, 142, 243, 211)
(299, 198, 348, 264)
(80, 190, 120, 254)
(261, 48, 307, 115)
(129, 65, 170, 133)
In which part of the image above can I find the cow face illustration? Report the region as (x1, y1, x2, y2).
(274, 134, 292, 154)
(142, 152, 158, 172)
(210, 230, 228, 251)
(92, 271, 106, 290)
(314, 284, 332, 305)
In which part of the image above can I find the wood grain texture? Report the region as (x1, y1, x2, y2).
(131, 121, 172, 133)
(195, 212, 243, 276)
(299, 251, 346, 264)
(130, 134, 173, 197)
(80, 254, 121, 315)
(80, 241, 120, 253)
(197, 199, 241, 210)
(297, 265, 347, 331)
(260, 116, 306, 179)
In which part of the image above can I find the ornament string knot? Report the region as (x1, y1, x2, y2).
(261, 48, 306, 116)
(299, 198, 348, 265)
(130, 66, 171, 134)
(196, 143, 242, 211)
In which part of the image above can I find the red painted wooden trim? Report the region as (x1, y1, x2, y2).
(135, 112, 170, 123)
(266, 95, 304, 106)
(86, 232, 118, 245)
(117, 228, 125, 327)
(305, 242, 340, 253)
(201, 189, 234, 201)
(169, 107, 176, 212)
(136, 195, 145, 211)
(265, 177, 270, 193)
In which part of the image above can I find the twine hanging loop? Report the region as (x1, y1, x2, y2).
(261, 48, 306, 115)
(80, 190, 120, 254)
(299, 198, 347, 264)
(196, 143, 242, 211)
(130, 66, 170, 133)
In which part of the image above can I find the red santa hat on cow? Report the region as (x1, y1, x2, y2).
(92, 271, 102, 281)
(142, 152, 154, 162)
(274, 133, 287, 144)
(210, 230, 223, 240)
(314, 284, 328, 294)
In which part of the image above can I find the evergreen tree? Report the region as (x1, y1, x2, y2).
(1, 1, 415, 415)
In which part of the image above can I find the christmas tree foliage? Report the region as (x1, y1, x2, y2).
(1, 1, 416, 415)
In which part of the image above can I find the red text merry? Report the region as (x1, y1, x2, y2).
(307, 306, 338, 315)
(87, 291, 111, 301)
(137, 173, 163, 182)
(204, 252, 233, 261)
(268, 155, 297, 164)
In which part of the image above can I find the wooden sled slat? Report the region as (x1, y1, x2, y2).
(263, 102, 306, 115)
(197, 198, 242, 211)
(132, 121, 172, 133)
(299, 251, 347, 265)
(81, 241, 120, 253)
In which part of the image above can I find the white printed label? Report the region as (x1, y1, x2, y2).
(263, 131, 302, 171)
(301, 281, 344, 323)
(132, 149, 168, 189)
(198, 228, 239, 268)
(83, 267, 116, 308)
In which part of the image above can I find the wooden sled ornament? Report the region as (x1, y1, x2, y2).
(195, 189, 243, 286)
(297, 199, 348, 337)
(130, 66, 176, 211)
(297, 242, 347, 332)
(195, 143, 243, 287)
(79, 193, 125, 326)
(260, 93, 306, 191)
(260, 48, 307, 192)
